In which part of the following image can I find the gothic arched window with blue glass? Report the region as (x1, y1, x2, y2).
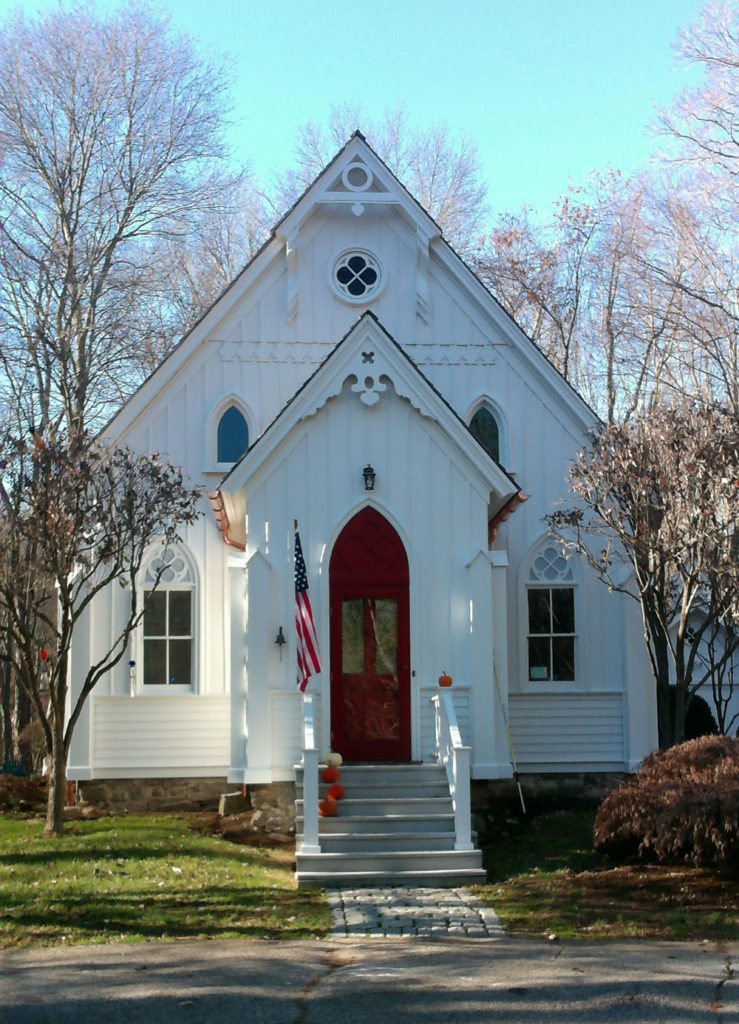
(217, 406, 249, 463)
(469, 407, 500, 462)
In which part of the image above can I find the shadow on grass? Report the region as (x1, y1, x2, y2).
(1, 884, 330, 945)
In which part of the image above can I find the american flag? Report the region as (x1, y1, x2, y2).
(295, 526, 321, 691)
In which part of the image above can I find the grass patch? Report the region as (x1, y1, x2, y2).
(474, 810, 739, 941)
(0, 815, 331, 949)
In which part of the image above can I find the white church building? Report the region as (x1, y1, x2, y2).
(68, 134, 656, 884)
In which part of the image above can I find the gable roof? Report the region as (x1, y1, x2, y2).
(219, 310, 521, 503)
(105, 131, 596, 444)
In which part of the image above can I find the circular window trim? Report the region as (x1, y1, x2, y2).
(330, 248, 385, 305)
(341, 163, 373, 192)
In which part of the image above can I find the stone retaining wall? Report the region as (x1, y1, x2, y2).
(76, 777, 297, 838)
(77, 777, 229, 813)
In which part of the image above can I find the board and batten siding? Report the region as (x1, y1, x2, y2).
(91, 696, 230, 777)
(508, 692, 626, 771)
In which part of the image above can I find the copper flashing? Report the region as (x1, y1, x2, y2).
(207, 489, 246, 551)
(488, 492, 530, 546)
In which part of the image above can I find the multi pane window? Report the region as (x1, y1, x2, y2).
(527, 544, 576, 683)
(140, 550, 196, 689)
(333, 249, 382, 301)
(143, 590, 193, 686)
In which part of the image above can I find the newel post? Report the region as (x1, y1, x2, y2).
(300, 692, 320, 855)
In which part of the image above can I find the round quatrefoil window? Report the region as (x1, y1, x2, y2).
(332, 249, 383, 303)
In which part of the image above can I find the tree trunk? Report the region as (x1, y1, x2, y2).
(1, 663, 11, 763)
(44, 720, 67, 837)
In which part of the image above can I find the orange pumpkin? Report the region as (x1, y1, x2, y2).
(438, 671, 453, 687)
(319, 798, 338, 817)
(322, 766, 340, 784)
(327, 783, 345, 801)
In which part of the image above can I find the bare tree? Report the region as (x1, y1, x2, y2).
(0, 429, 202, 835)
(548, 401, 739, 748)
(0, 2, 240, 437)
(656, 0, 738, 209)
(270, 104, 489, 256)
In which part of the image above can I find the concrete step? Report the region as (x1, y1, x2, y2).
(297, 780, 451, 800)
(296, 813, 456, 835)
(295, 848, 483, 875)
(296, 796, 453, 817)
(308, 831, 458, 853)
(296, 763, 447, 786)
(297, 867, 486, 889)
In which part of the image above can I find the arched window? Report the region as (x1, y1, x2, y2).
(217, 405, 249, 463)
(470, 406, 500, 463)
(526, 542, 576, 683)
(141, 548, 197, 689)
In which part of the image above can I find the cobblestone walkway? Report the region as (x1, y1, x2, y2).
(326, 887, 506, 938)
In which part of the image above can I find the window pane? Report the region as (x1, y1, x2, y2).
(144, 591, 166, 636)
(551, 588, 575, 633)
(342, 599, 365, 674)
(528, 590, 551, 634)
(144, 639, 166, 684)
(169, 591, 192, 636)
(469, 407, 499, 461)
(168, 640, 192, 686)
(371, 599, 398, 676)
(553, 637, 575, 680)
(528, 637, 550, 681)
(217, 406, 249, 463)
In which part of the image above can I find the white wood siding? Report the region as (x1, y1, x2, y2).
(92, 696, 230, 776)
(509, 693, 626, 770)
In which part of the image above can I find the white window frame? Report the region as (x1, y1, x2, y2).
(330, 248, 385, 305)
(204, 395, 254, 474)
(465, 396, 507, 467)
(519, 537, 581, 692)
(134, 545, 199, 695)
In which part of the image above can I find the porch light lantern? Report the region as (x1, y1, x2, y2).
(275, 626, 287, 660)
(362, 464, 376, 491)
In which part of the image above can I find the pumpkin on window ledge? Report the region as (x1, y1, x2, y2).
(438, 671, 453, 687)
(322, 766, 341, 784)
(319, 798, 338, 817)
(327, 783, 345, 802)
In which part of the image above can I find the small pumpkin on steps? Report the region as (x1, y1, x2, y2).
(327, 783, 345, 801)
(319, 798, 338, 817)
(322, 766, 340, 783)
(438, 671, 453, 687)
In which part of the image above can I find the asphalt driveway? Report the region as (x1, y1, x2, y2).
(1, 937, 735, 1024)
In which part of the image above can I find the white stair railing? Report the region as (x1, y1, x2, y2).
(432, 690, 473, 851)
(300, 692, 321, 855)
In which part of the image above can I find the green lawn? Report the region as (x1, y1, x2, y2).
(474, 810, 739, 940)
(0, 815, 331, 948)
(2, 810, 736, 948)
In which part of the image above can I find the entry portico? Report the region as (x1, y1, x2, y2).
(216, 311, 521, 785)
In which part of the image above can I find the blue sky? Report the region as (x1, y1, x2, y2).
(2, 0, 707, 214)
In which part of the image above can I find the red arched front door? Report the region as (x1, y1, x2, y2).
(330, 507, 411, 762)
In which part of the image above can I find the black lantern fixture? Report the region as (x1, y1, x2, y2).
(362, 464, 376, 490)
(275, 626, 287, 660)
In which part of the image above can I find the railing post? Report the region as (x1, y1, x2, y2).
(300, 692, 320, 855)
(433, 689, 474, 852)
(452, 744, 473, 850)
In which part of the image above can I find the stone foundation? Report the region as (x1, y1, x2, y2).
(77, 777, 229, 813)
(471, 771, 625, 840)
(76, 777, 297, 838)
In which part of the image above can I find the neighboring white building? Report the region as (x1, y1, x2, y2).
(67, 133, 657, 818)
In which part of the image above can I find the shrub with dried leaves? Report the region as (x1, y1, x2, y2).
(594, 735, 739, 871)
